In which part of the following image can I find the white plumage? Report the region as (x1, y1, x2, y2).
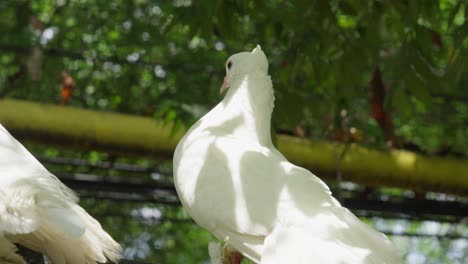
(173, 46, 401, 263)
(0, 124, 122, 264)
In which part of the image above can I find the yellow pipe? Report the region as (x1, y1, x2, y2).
(1, 98, 467, 195)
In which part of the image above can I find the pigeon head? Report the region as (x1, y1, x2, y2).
(220, 45, 268, 93)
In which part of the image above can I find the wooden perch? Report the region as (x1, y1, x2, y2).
(1, 98, 467, 195)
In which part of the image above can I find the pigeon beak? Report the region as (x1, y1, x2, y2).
(220, 76, 229, 94)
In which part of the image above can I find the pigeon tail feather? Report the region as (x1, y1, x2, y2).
(0, 124, 122, 263)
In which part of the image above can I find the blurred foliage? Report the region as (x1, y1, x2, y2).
(1, 0, 468, 155)
(1, 0, 468, 263)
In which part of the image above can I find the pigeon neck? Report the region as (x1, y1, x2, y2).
(222, 72, 275, 146)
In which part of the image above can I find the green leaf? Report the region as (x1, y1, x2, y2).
(240, 258, 255, 264)
(447, 1, 463, 29)
(274, 90, 306, 130)
(405, 70, 432, 108)
(392, 86, 412, 119)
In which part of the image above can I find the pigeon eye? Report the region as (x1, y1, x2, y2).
(227, 61, 232, 69)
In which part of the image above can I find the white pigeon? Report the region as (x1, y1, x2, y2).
(0, 124, 122, 264)
(173, 45, 401, 264)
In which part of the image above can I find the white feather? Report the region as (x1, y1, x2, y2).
(0, 124, 122, 263)
(42, 207, 85, 238)
(174, 46, 401, 263)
